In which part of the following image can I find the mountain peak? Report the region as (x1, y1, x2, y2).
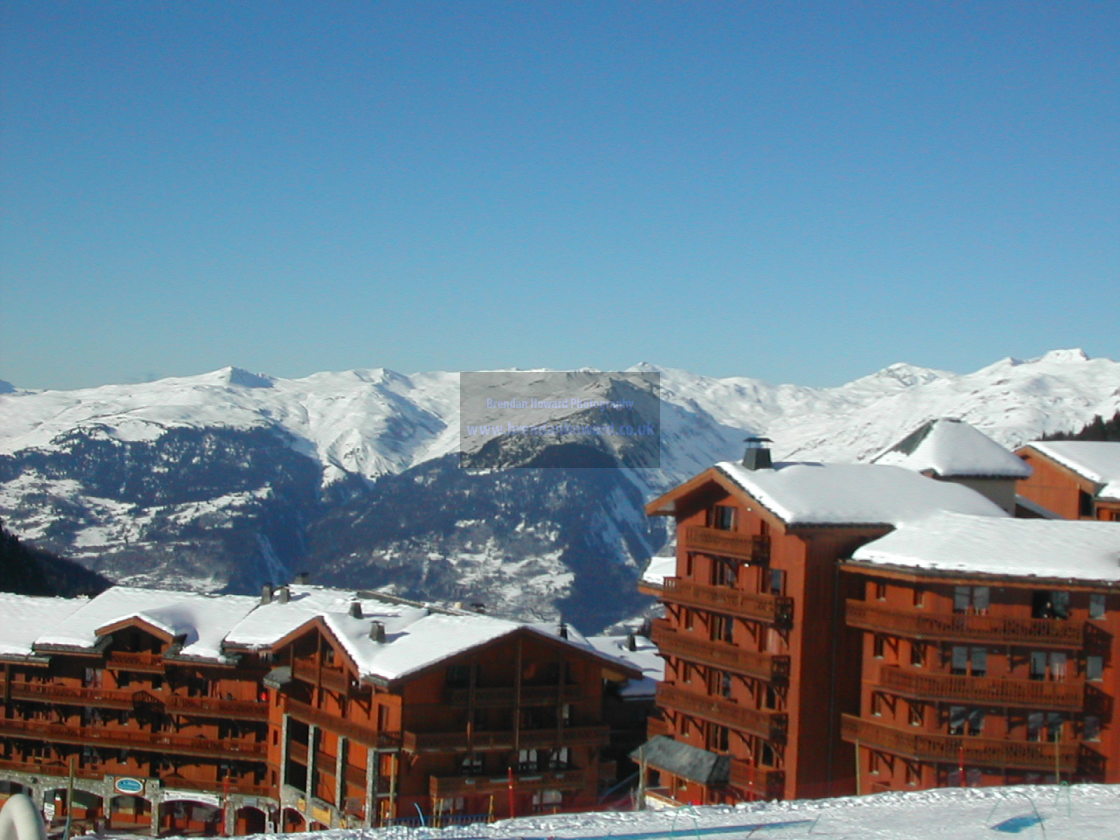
(1036, 348, 1090, 364)
(224, 367, 274, 389)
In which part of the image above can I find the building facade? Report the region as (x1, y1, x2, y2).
(0, 585, 638, 835)
(1015, 442, 1120, 521)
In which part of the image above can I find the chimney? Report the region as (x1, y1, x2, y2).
(369, 621, 386, 643)
(559, 621, 568, 640)
(260, 585, 273, 605)
(295, 571, 310, 585)
(741, 436, 773, 470)
(627, 633, 637, 652)
(277, 585, 290, 604)
(349, 601, 363, 619)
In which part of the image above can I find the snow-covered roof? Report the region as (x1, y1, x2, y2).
(33, 587, 260, 663)
(851, 511, 1120, 584)
(716, 461, 1007, 527)
(0, 593, 87, 658)
(872, 418, 1031, 479)
(1025, 441, 1120, 500)
(15, 583, 638, 684)
(587, 634, 664, 699)
(641, 555, 677, 586)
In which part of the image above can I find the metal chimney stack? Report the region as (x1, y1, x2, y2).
(741, 436, 773, 470)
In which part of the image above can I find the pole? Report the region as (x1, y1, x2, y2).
(507, 766, 516, 818)
(853, 739, 861, 796)
(62, 756, 75, 840)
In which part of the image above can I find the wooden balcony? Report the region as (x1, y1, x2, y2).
(651, 622, 789, 684)
(7, 682, 134, 710)
(401, 725, 609, 754)
(288, 741, 309, 765)
(661, 578, 793, 628)
(657, 684, 786, 743)
(6, 682, 267, 720)
(841, 715, 1079, 773)
(105, 651, 165, 672)
(445, 684, 583, 707)
(429, 768, 586, 798)
(683, 527, 770, 562)
(284, 698, 399, 749)
(878, 666, 1084, 711)
(292, 660, 352, 694)
(728, 759, 784, 797)
(846, 601, 1085, 649)
(163, 693, 268, 721)
(0, 718, 266, 761)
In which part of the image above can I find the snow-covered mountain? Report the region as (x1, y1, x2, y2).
(1, 349, 1117, 631)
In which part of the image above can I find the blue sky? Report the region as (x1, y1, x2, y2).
(2, 2, 1117, 390)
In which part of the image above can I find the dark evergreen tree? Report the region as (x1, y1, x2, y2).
(1042, 410, 1120, 443)
(0, 519, 111, 596)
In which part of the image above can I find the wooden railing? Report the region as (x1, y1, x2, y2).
(429, 768, 585, 798)
(288, 741, 309, 765)
(662, 578, 793, 628)
(445, 684, 583, 707)
(846, 601, 1085, 648)
(292, 660, 352, 694)
(401, 725, 609, 753)
(878, 666, 1084, 711)
(0, 718, 266, 761)
(841, 715, 1079, 773)
(7, 683, 267, 720)
(160, 776, 272, 797)
(683, 527, 770, 562)
(657, 684, 786, 743)
(284, 698, 399, 749)
(105, 651, 164, 672)
(728, 759, 784, 797)
(7, 683, 134, 709)
(651, 622, 789, 684)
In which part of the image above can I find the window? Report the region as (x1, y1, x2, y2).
(910, 643, 925, 667)
(1029, 712, 1064, 742)
(909, 703, 923, 727)
(713, 558, 738, 587)
(1079, 490, 1095, 518)
(769, 568, 785, 596)
(912, 587, 925, 608)
(971, 647, 987, 677)
(445, 664, 472, 688)
(710, 614, 734, 644)
(712, 505, 736, 530)
(1029, 651, 1048, 681)
(868, 752, 882, 775)
(949, 706, 984, 736)
(1090, 593, 1106, 619)
(1087, 655, 1104, 682)
(871, 693, 883, 717)
(874, 581, 887, 601)
(1033, 590, 1070, 619)
(517, 749, 539, 771)
(905, 762, 921, 786)
(1084, 715, 1101, 742)
(708, 724, 729, 751)
(873, 635, 885, 659)
(954, 586, 989, 614)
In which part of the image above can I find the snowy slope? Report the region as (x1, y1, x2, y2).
(228, 784, 1120, 840)
(0, 350, 1117, 630)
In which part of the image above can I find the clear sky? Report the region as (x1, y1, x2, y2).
(2, 2, 1117, 391)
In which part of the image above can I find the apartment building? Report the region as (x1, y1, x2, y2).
(0, 585, 639, 835)
(1015, 441, 1120, 521)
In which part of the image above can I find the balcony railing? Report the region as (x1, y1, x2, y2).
(728, 759, 784, 798)
(401, 725, 609, 754)
(7, 683, 135, 710)
(841, 715, 1079, 773)
(846, 601, 1085, 649)
(105, 651, 165, 672)
(683, 527, 770, 562)
(661, 578, 793, 628)
(160, 775, 273, 797)
(0, 718, 266, 761)
(445, 684, 583, 707)
(285, 698, 400, 749)
(657, 684, 786, 743)
(878, 666, 1084, 711)
(429, 768, 586, 798)
(6, 682, 268, 721)
(651, 622, 789, 684)
(292, 660, 352, 694)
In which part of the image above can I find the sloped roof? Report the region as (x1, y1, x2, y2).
(872, 418, 1031, 479)
(631, 735, 729, 785)
(715, 461, 1007, 527)
(850, 511, 1120, 583)
(0, 593, 86, 658)
(1024, 441, 1120, 501)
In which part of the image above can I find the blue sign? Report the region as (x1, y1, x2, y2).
(114, 778, 144, 794)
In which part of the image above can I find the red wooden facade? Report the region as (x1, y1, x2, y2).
(1015, 443, 1120, 521)
(0, 588, 638, 835)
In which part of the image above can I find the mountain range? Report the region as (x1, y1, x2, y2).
(1, 348, 1117, 631)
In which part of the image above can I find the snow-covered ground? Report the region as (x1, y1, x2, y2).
(250, 785, 1120, 840)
